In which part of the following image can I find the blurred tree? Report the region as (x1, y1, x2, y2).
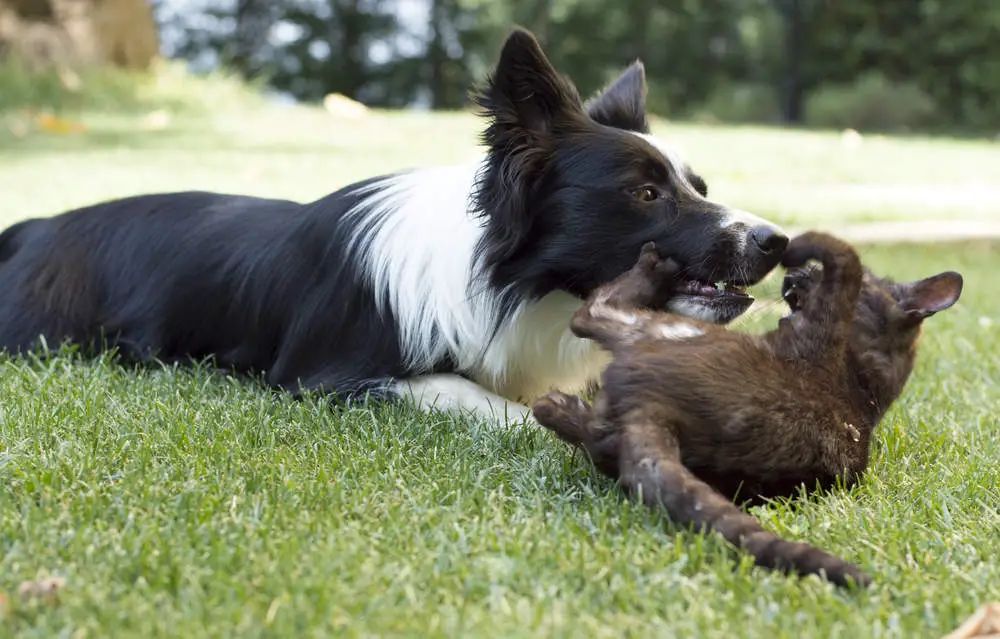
(803, 0, 1000, 129)
(153, 0, 1000, 131)
(773, 0, 803, 123)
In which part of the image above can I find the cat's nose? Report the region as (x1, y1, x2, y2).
(750, 226, 789, 256)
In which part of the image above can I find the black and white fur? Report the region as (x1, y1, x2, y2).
(0, 28, 788, 425)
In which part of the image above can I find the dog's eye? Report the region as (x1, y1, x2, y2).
(633, 186, 660, 202)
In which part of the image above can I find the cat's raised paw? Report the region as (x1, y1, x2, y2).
(636, 242, 662, 273)
(633, 243, 682, 290)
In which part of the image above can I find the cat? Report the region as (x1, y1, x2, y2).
(531, 231, 963, 588)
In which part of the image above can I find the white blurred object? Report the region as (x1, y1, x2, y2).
(841, 128, 863, 150)
(323, 93, 369, 119)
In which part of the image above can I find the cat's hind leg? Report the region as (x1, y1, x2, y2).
(616, 413, 872, 589)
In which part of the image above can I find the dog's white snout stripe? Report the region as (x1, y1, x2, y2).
(719, 207, 786, 234)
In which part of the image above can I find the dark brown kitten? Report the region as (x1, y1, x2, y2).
(532, 232, 963, 589)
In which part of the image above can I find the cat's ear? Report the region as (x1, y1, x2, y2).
(898, 271, 963, 320)
(585, 61, 649, 132)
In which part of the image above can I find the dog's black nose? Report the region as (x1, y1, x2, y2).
(750, 226, 789, 255)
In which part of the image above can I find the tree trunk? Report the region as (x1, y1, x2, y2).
(776, 0, 804, 124)
(0, 0, 159, 70)
(427, 0, 447, 109)
(328, 0, 368, 99)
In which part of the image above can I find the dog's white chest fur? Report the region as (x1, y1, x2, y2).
(352, 166, 612, 422)
(472, 291, 611, 403)
(392, 291, 611, 426)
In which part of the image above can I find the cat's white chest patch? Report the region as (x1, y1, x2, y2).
(656, 322, 704, 340)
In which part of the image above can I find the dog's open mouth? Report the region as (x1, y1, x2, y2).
(679, 279, 753, 303)
(667, 277, 756, 325)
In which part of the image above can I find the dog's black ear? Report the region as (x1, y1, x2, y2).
(471, 28, 584, 266)
(472, 27, 583, 139)
(585, 61, 649, 133)
(897, 271, 964, 320)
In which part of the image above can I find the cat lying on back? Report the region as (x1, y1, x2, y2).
(532, 232, 963, 588)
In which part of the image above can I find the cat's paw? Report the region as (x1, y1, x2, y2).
(781, 264, 821, 312)
(532, 391, 588, 423)
(636, 241, 662, 273)
(652, 255, 682, 284)
(633, 242, 683, 293)
(781, 232, 826, 269)
(532, 392, 595, 444)
(782, 231, 855, 270)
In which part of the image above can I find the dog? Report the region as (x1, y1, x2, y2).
(0, 28, 788, 425)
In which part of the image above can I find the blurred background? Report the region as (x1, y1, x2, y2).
(2, 0, 1000, 135)
(2, 0, 998, 235)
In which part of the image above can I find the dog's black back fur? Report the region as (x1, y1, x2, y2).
(0, 187, 408, 399)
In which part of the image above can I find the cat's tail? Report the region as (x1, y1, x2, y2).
(619, 422, 872, 589)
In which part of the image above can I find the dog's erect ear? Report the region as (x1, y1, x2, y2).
(585, 61, 649, 133)
(897, 271, 964, 320)
(473, 27, 583, 139)
(472, 28, 584, 266)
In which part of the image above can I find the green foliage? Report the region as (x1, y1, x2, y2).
(805, 0, 1000, 132)
(691, 82, 781, 125)
(0, 59, 145, 114)
(804, 72, 938, 133)
(151, 0, 1000, 133)
(0, 57, 267, 115)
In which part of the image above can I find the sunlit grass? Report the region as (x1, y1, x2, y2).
(1, 76, 998, 637)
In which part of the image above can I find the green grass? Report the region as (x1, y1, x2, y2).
(1, 74, 999, 637)
(1, 241, 997, 637)
(2, 88, 1000, 230)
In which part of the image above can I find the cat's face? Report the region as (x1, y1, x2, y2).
(781, 264, 963, 330)
(782, 263, 963, 401)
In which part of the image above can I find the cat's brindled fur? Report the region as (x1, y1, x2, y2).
(532, 231, 963, 589)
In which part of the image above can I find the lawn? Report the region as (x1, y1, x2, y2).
(1, 97, 999, 638)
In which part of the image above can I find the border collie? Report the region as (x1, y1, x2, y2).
(0, 28, 787, 425)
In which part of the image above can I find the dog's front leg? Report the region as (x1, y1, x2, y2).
(394, 374, 535, 427)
